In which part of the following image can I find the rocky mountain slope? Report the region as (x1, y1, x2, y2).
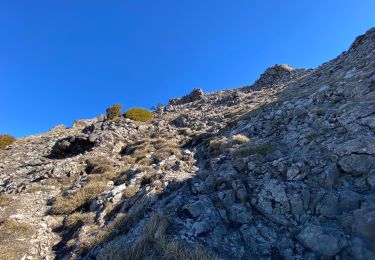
(1, 28, 375, 260)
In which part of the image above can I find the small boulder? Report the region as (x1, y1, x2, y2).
(228, 203, 252, 224)
(338, 154, 375, 176)
(297, 224, 347, 256)
(352, 206, 375, 239)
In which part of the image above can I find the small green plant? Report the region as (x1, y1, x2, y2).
(0, 135, 16, 150)
(106, 104, 123, 120)
(124, 108, 153, 122)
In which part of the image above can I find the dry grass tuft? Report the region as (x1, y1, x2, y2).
(122, 186, 139, 200)
(98, 213, 217, 260)
(122, 138, 182, 164)
(0, 242, 29, 260)
(0, 219, 35, 237)
(86, 157, 113, 174)
(152, 147, 182, 163)
(209, 137, 228, 156)
(232, 134, 250, 144)
(26, 183, 45, 193)
(122, 155, 136, 165)
(64, 212, 95, 229)
(51, 181, 108, 214)
(87, 171, 121, 182)
(0, 218, 33, 260)
(0, 194, 11, 207)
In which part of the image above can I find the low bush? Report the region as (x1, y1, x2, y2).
(0, 135, 16, 149)
(124, 108, 153, 122)
(106, 104, 123, 120)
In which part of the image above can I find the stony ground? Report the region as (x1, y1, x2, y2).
(0, 28, 374, 260)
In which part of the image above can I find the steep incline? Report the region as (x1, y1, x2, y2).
(0, 28, 374, 260)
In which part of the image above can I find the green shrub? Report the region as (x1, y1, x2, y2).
(0, 135, 16, 149)
(106, 104, 123, 120)
(124, 108, 153, 122)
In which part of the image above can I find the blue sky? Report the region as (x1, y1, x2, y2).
(1, 1, 374, 137)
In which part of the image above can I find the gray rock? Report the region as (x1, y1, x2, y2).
(289, 192, 305, 216)
(338, 101, 375, 125)
(227, 203, 252, 224)
(317, 193, 339, 219)
(352, 206, 375, 239)
(232, 180, 247, 201)
(218, 190, 235, 208)
(347, 237, 375, 260)
(183, 197, 213, 219)
(169, 88, 204, 105)
(336, 137, 375, 156)
(338, 154, 375, 176)
(368, 170, 375, 189)
(297, 224, 347, 256)
(191, 220, 211, 236)
(286, 165, 300, 180)
(338, 190, 361, 212)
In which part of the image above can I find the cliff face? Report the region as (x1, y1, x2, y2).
(1, 28, 375, 260)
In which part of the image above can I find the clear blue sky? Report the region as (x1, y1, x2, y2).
(1, 1, 374, 137)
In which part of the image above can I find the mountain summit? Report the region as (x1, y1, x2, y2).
(1, 28, 375, 259)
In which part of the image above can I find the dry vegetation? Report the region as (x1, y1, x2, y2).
(0, 135, 16, 150)
(106, 104, 123, 120)
(0, 242, 29, 260)
(0, 194, 11, 207)
(0, 219, 35, 260)
(64, 212, 95, 229)
(98, 214, 217, 260)
(122, 138, 182, 165)
(0, 219, 35, 236)
(231, 134, 250, 145)
(51, 181, 108, 214)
